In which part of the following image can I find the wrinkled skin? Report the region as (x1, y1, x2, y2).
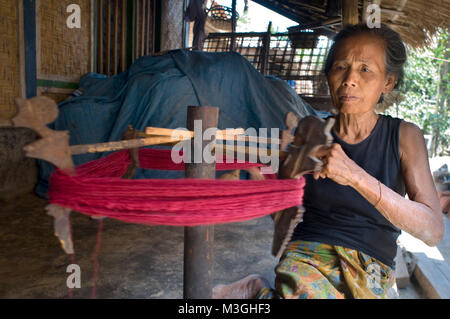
(312, 34, 443, 246)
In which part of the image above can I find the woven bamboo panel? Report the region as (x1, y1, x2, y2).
(38, 0, 91, 81)
(0, 0, 20, 119)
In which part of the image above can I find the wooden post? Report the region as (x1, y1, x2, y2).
(141, 0, 145, 57)
(134, 0, 139, 61)
(98, 0, 104, 74)
(183, 106, 218, 299)
(120, 0, 127, 72)
(230, 0, 237, 51)
(106, 0, 111, 75)
(260, 21, 272, 75)
(145, 0, 151, 55)
(114, 0, 119, 75)
(342, 0, 359, 25)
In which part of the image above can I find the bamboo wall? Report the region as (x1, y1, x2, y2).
(0, 0, 161, 120)
(0, 0, 93, 121)
(37, 0, 93, 102)
(0, 1, 21, 120)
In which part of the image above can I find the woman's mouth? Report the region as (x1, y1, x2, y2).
(339, 95, 359, 101)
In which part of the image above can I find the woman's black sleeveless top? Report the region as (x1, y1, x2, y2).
(292, 115, 406, 268)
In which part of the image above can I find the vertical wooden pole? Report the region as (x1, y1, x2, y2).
(145, 0, 152, 55)
(23, 0, 37, 98)
(183, 106, 218, 299)
(342, 0, 359, 25)
(106, 0, 111, 75)
(141, 0, 145, 56)
(134, 0, 139, 60)
(120, 0, 127, 72)
(98, 0, 104, 74)
(114, 0, 119, 75)
(260, 21, 272, 75)
(230, 0, 237, 51)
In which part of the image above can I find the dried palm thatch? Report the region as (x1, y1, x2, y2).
(379, 0, 450, 49)
(255, 0, 449, 49)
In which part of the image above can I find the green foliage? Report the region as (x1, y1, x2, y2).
(384, 29, 449, 156)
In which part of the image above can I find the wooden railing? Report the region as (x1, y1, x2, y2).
(203, 30, 333, 96)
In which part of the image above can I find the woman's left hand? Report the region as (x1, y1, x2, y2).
(312, 143, 363, 186)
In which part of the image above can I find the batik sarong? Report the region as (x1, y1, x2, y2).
(258, 240, 395, 299)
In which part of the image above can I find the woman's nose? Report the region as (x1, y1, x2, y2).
(342, 69, 358, 87)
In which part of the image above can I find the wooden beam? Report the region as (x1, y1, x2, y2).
(394, 246, 410, 289)
(342, 0, 359, 25)
(413, 253, 450, 299)
(144, 127, 245, 138)
(70, 135, 188, 155)
(251, 0, 306, 24)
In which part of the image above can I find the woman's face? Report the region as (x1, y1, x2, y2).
(327, 34, 396, 114)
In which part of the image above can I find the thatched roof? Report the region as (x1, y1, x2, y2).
(253, 0, 450, 48)
(380, 0, 450, 48)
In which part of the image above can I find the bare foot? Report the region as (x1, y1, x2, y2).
(212, 274, 269, 299)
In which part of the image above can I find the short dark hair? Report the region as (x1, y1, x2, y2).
(324, 23, 407, 89)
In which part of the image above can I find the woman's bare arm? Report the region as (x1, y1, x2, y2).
(314, 121, 444, 246)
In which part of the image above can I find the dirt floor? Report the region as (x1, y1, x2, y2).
(0, 192, 278, 299)
(0, 191, 444, 299)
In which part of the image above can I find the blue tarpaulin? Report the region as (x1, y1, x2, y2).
(36, 49, 316, 197)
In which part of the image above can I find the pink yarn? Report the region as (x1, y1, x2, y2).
(48, 149, 304, 226)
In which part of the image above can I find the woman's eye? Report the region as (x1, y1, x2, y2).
(361, 66, 370, 72)
(334, 65, 346, 70)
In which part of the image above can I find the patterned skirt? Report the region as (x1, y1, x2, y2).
(258, 240, 396, 299)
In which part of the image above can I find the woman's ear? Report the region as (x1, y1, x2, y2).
(383, 74, 397, 94)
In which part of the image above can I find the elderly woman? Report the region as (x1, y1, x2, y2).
(213, 23, 444, 299)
